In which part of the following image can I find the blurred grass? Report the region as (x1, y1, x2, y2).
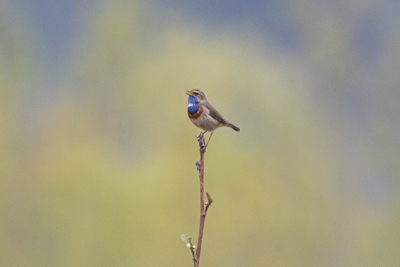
(1, 0, 400, 266)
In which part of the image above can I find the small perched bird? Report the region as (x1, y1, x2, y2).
(186, 89, 240, 147)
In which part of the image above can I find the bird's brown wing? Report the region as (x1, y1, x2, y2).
(203, 102, 228, 125)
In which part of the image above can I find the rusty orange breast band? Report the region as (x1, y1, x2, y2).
(188, 106, 204, 120)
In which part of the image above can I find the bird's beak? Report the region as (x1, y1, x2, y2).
(186, 90, 194, 96)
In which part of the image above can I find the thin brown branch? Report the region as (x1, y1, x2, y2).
(193, 133, 209, 267)
(190, 245, 196, 262)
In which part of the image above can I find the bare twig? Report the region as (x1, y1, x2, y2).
(182, 133, 214, 266)
(190, 245, 196, 262)
(192, 132, 213, 267)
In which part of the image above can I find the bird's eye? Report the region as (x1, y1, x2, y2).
(194, 92, 199, 95)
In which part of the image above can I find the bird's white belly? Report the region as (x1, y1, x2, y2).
(191, 113, 220, 132)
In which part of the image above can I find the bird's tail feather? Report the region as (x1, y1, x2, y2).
(228, 123, 240, 132)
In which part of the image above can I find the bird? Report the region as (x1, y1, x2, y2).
(186, 89, 240, 147)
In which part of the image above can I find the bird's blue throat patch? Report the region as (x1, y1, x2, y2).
(187, 95, 199, 115)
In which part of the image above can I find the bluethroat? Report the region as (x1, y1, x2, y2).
(186, 89, 240, 147)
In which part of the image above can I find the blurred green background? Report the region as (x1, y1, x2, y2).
(1, 0, 400, 266)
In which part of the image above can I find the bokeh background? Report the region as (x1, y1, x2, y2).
(1, 0, 400, 266)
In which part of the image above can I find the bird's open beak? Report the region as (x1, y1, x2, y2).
(186, 90, 194, 96)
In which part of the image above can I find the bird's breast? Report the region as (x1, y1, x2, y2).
(188, 106, 205, 119)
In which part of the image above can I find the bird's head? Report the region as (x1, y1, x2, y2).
(186, 89, 207, 101)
